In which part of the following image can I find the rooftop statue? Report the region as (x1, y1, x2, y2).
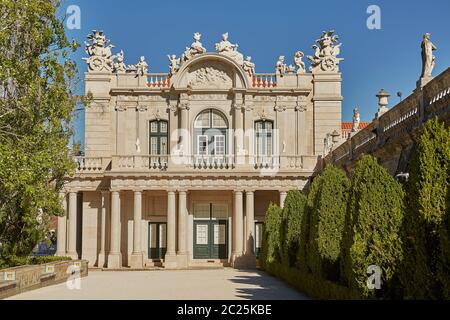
(168, 54, 181, 76)
(135, 56, 149, 76)
(352, 107, 360, 133)
(84, 30, 115, 72)
(242, 56, 255, 77)
(182, 32, 206, 62)
(113, 50, 127, 73)
(276, 56, 287, 76)
(307, 30, 343, 72)
(215, 32, 244, 65)
(420, 33, 437, 79)
(294, 51, 306, 74)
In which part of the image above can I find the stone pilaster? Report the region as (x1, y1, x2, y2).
(165, 190, 178, 269)
(232, 190, 244, 268)
(280, 191, 288, 209)
(97, 191, 109, 268)
(177, 190, 188, 268)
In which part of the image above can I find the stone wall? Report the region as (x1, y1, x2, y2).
(0, 260, 88, 299)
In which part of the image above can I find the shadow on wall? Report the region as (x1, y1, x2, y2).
(229, 270, 309, 300)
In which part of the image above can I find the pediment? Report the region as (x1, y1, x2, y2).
(171, 54, 250, 90)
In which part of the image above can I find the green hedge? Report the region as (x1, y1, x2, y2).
(400, 118, 450, 299)
(280, 190, 307, 268)
(341, 155, 404, 299)
(0, 255, 72, 269)
(260, 203, 282, 267)
(307, 165, 349, 282)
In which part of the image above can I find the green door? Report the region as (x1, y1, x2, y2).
(193, 202, 228, 260)
(148, 222, 167, 260)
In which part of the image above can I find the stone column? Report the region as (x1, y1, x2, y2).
(107, 191, 122, 269)
(177, 190, 188, 268)
(130, 190, 144, 268)
(232, 190, 244, 267)
(66, 191, 78, 259)
(165, 190, 177, 269)
(97, 191, 109, 268)
(179, 103, 190, 162)
(280, 191, 288, 209)
(245, 191, 255, 255)
(56, 193, 67, 257)
(234, 103, 244, 165)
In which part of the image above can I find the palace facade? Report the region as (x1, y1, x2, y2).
(57, 30, 343, 269)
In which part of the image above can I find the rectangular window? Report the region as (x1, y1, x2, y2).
(198, 135, 208, 155)
(214, 135, 225, 156)
(150, 137, 158, 155)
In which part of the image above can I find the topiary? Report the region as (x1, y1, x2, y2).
(341, 155, 404, 299)
(307, 165, 350, 282)
(400, 118, 450, 299)
(261, 203, 282, 266)
(280, 190, 308, 268)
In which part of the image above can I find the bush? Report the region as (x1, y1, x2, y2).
(260, 203, 282, 266)
(341, 155, 404, 299)
(400, 118, 450, 299)
(307, 165, 350, 281)
(280, 190, 307, 268)
(0, 255, 72, 269)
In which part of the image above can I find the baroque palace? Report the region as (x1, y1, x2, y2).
(57, 30, 344, 269)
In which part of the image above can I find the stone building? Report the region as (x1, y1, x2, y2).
(57, 30, 343, 269)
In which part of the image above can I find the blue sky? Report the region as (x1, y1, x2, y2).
(62, 0, 450, 148)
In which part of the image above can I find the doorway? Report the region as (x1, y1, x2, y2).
(148, 222, 167, 260)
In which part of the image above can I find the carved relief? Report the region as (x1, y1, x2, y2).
(188, 64, 232, 89)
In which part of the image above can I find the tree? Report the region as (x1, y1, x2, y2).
(280, 190, 307, 268)
(260, 203, 282, 266)
(341, 155, 404, 298)
(0, 0, 79, 266)
(307, 165, 350, 281)
(400, 118, 450, 299)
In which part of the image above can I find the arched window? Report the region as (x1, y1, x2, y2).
(149, 120, 168, 155)
(255, 120, 273, 157)
(194, 109, 228, 156)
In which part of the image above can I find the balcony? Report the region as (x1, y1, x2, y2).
(74, 154, 318, 175)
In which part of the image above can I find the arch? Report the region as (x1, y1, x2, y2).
(171, 53, 251, 89)
(193, 108, 230, 156)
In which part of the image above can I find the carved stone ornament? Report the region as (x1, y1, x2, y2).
(181, 32, 206, 63)
(307, 30, 343, 73)
(137, 105, 148, 112)
(188, 65, 232, 89)
(215, 32, 244, 65)
(83, 30, 115, 73)
(257, 108, 268, 121)
(115, 105, 127, 112)
(113, 50, 127, 73)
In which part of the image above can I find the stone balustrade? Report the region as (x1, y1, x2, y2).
(75, 156, 106, 172)
(323, 67, 450, 173)
(146, 73, 171, 88)
(76, 154, 318, 174)
(253, 74, 277, 88)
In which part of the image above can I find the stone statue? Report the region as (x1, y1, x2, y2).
(352, 107, 360, 132)
(323, 133, 333, 155)
(242, 56, 255, 77)
(135, 56, 149, 76)
(83, 30, 115, 72)
(276, 56, 287, 76)
(286, 64, 296, 74)
(215, 32, 244, 65)
(307, 30, 343, 73)
(420, 33, 437, 79)
(113, 50, 127, 73)
(294, 51, 306, 74)
(182, 32, 206, 62)
(168, 54, 181, 76)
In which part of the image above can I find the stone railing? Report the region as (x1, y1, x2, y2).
(75, 156, 108, 172)
(146, 73, 170, 88)
(323, 67, 450, 169)
(0, 260, 88, 299)
(253, 74, 277, 88)
(75, 155, 319, 174)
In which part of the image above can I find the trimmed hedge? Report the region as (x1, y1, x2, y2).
(260, 203, 282, 267)
(307, 165, 349, 282)
(0, 255, 72, 269)
(280, 190, 307, 268)
(341, 155, 404, 299)
(400, 118, 450, 299)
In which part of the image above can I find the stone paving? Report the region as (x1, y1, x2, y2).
(7, 268, 309, 300)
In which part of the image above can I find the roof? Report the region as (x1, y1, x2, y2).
(341, 122, 371, 130)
